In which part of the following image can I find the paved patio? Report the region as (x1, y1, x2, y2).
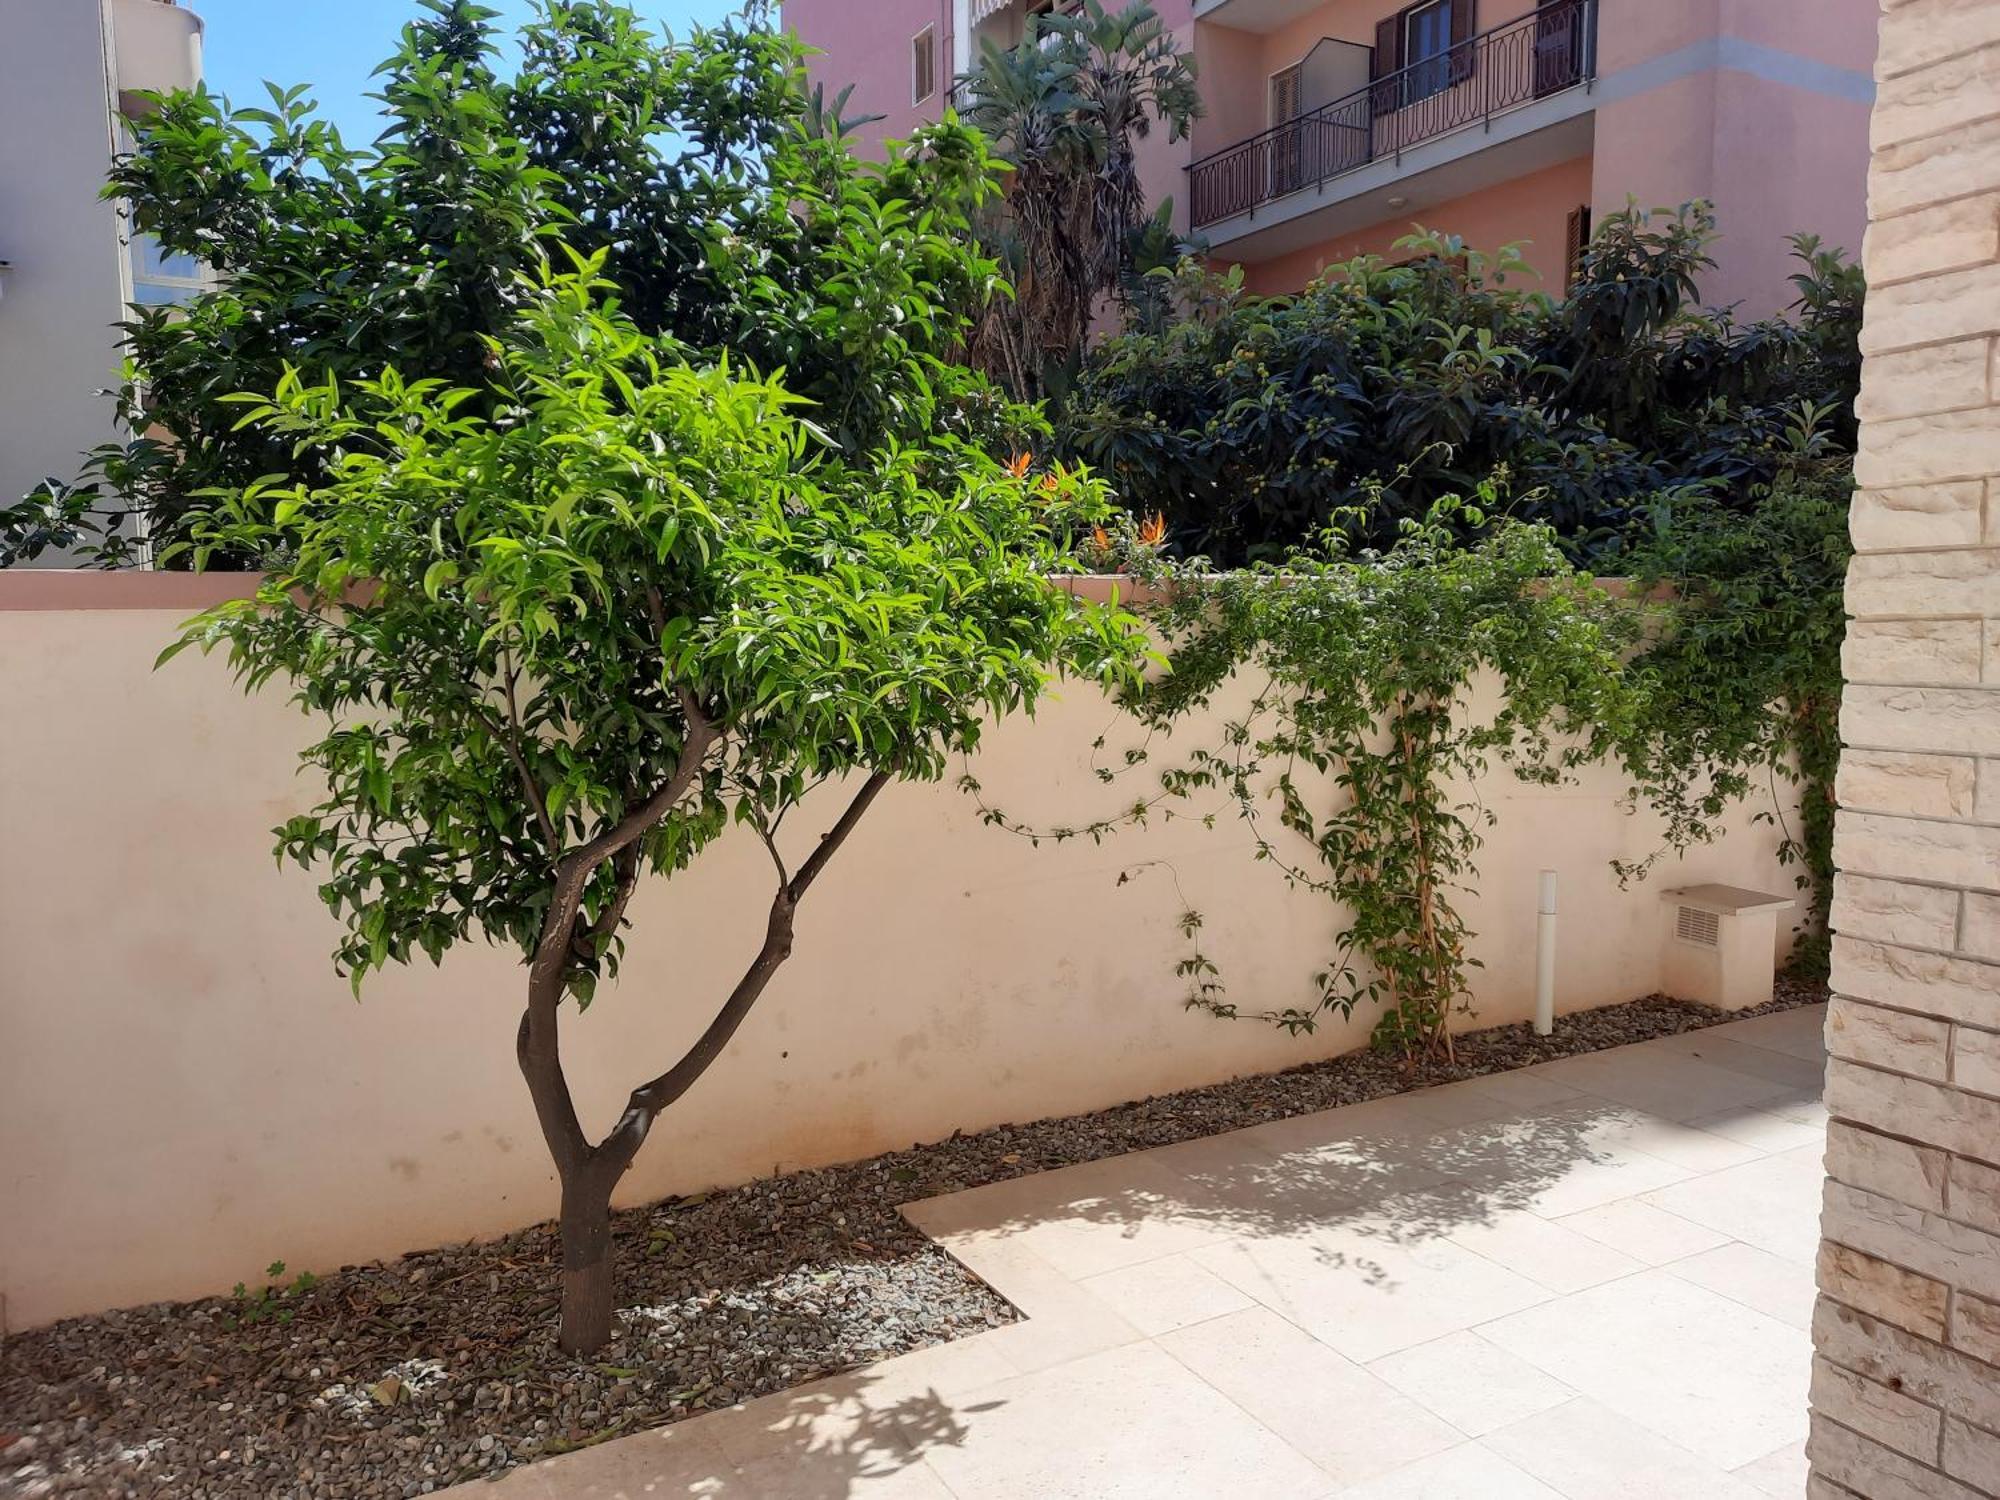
(461, 1005, 1829, 1499)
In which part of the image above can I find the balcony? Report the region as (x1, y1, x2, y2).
(1190, 1, 1597, 237)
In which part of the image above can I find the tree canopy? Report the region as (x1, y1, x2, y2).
(3, 0, 1012, 566)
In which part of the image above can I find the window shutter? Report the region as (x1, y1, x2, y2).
(913, 27, 936, 104)
(1564, 203, 1592, 291)
(1449, 0, 1477, 84)
(1372, 15, 1401, 80)
(1271, 64, 1302, 124)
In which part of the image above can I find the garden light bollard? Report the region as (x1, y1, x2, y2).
(1534, 869, 1558, 1037)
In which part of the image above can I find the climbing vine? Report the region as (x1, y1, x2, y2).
(1613, 458, 1852, 975)
(969, 492, 1638, 1061)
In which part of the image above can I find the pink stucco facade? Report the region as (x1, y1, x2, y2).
(786, 0, 1876, 315)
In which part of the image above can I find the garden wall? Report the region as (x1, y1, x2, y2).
(0, 573, 1801, 1330)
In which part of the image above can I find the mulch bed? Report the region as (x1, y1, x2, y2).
(1, 976, 1824, 1498)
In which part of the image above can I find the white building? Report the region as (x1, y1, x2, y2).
(0, 0, 204, 566)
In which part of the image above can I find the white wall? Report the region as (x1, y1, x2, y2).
(0, 579, 1801, 1328)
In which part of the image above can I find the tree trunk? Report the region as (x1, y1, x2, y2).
(558, 1167, 618, 1355)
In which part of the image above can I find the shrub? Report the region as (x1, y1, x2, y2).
(1059, 204, 1862, 565)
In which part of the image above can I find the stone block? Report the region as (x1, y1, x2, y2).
(1844, 620, 1984, 686)
(1864, 196, 2000, 286)
(1860, 264, 2000, 356)
(1878, 0, 2000, 81)
(1856, 341, 1992, 423)
(1827, 997, 1953, 1079)
(1822, 1178, 2000, 1300)
(1850, 483, 1985, 551)
(1832, 875, 1962, 949)
(1836, 751, 1977, 818)
(1811, 1354, 1946, 1460)
(1818, 1242, 1952, 1340)
(1847, 550, 2000, 620)
(1856, 407, 2000, 486)
(1949, 1292, 2000, 1367)
(1834, 938, 2000, 1028)
(1834, 810, 2000, 887)
(1952, 1024, 2000, 1099)
(1825, 1121, 1949, 1215)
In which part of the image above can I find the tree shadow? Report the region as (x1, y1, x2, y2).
(504, 1363, 1000, 1498)
(909, 1061, 1823, 1298)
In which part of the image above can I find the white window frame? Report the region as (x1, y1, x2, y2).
(912, 24, 938, 106)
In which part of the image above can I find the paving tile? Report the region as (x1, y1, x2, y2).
(1079, 1252, 1254, 1336)
(470, 1423, 737, 1497)
(913, 1342, 1331, 1500)
(1663, 1241, 1818, 1330)
(1191, 1194, 1554, 1362)
(1333, 1442, 1567, 1498)
(1712, 1006, 1830, 1062)
(1684, 1102, 1830, 1154)
(1733, 1438, 1811, 1498)
(1640, 1150, 1829, 1264)
(1477, 1271, 1810, 1469)
(904, 1154, 1234, 1279)
(732, 1449, 956, 1498)
(1650, 1031, 1830, 1092)
(1484, 1397, 1773, 1500)
(1366, 1331, 1577, 1437)
(1525, 1045, 1796, 1121)
(1440, 1202, 1645, 1293)
(1418, 1100, 1699, 1218)
(936, 1237, 1145, 1374)
(700, 1371, 915, 1470)
(1158, 1307, 1462, 1489)
(1552, 1199, 1730, 1265)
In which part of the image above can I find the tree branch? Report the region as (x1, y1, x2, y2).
(519, 704, 721, 1180)
(789, 769, 891, 902)
(596, 769, 895, 1172)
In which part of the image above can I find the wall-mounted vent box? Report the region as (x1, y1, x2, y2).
(1661, 884, 1794, 1011)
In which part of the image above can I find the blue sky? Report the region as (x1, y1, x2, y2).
(193, 1, 747, 143)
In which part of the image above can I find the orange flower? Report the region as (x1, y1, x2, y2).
(1091, 525, 1111, 552)
(1005, 452, 1033, 479)
(1138, 512, 1167, 546)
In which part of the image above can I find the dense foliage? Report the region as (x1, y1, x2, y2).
(959, 0, 1201, 402)
(1062, 205, 1863, 565)
(1617, 460, 1853, 973)
(3, 0, 1011, 566)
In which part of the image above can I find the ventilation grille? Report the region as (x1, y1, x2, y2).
(1675, 904, 1721, 948)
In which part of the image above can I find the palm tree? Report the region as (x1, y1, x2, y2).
(959, 1, 1201, 401)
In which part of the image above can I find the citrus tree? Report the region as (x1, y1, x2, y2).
(168, 258, 1146, 1354)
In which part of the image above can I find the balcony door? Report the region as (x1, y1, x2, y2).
(1534, 0, 1586, 97)
(1270, 64, 1305, 196)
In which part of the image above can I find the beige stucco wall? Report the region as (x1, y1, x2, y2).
(0, 577, 1801, 1330)
(1807, 4, 2000, 1498)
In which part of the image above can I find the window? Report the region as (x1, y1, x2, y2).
(1564, 203, 1593, 291)
(1372, 0, 1475, 109)
(1269, 64, 1302, 126)
(129, 232, 204, 309)
(912, 25, 936, 106)
(1403, 0, 1455, 103)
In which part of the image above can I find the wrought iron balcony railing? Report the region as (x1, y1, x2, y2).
(1188, 0, 1597, 231)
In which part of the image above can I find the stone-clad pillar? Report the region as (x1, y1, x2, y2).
(1808, 3, 2000, 1497)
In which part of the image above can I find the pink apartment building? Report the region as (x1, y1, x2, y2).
(783, 0, 1878, 315)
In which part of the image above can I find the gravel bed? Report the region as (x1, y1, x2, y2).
(1, 977, 1824, 1499)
